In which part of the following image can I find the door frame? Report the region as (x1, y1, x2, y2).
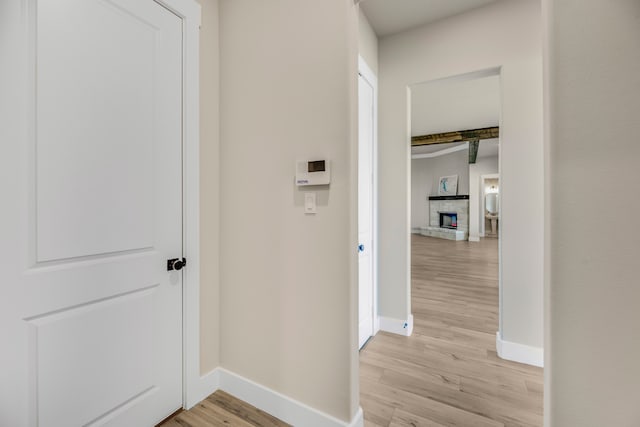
(480, 173, 499, 237)
(358, 56, 379, 338)
(153, 0, 202, 410)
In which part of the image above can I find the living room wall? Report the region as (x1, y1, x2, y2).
(411, 149, 470, 231)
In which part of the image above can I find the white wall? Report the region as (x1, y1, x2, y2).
(469, 153, 499, 240)
(545, 0, 640, 425)
(219, 0, 359, 422)
(411, 149, 470, 230)
(195, 0, 221, 376)
(358, 8, 378, 75)
(378, 0, 544, 350)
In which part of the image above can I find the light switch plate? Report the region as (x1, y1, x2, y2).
(304, 193, 317, 214)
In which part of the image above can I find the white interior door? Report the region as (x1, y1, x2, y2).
(0, 0, 184, 425)
(358, 74, 375, 349)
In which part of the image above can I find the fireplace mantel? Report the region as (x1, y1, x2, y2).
(428, 195, 469, 201)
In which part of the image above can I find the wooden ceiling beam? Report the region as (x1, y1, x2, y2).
(411, 126, 499, 146)
(468, 140, 479, 164)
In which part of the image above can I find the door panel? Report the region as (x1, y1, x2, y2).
(358, 75, 375, 349)
(29, 288, 156, 427)
(36, 0, 159, 262)
(0, 0, 184, 425)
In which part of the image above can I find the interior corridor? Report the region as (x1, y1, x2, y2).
(360, 235, 543, 427)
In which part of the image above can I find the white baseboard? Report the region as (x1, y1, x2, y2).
(379, 314, 414, 336)
(189, 367, 363, 427)
(496, 332, 544, 367)
(348, 407, 364, 427)
(186, 368, 221, 409)
(468, 235, 480, 242)
(373, 315, 381, 334)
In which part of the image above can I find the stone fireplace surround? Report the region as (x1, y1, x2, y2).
(420, 195, 469, 241)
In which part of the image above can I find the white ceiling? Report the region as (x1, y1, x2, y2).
(412, 141, 467, 156)
(477, 138, 499, 158)
(360, 0, 500, 37)
(411, 74, 500, 137)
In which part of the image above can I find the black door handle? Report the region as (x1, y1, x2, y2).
(167, 258, 187, 271)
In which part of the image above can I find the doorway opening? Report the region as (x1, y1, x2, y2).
(359, 65, 541, 427)
(409, 68, 503, 354)
(481, 173, 500, 238)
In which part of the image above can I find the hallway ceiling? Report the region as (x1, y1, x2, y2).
(411, 74, 500, 137)
(360, 0, 500, 37)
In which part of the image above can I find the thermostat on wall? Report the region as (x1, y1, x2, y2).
(296, 159, 330, 186)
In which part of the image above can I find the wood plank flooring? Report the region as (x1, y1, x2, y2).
(165, 235, 542, 426)
(159, 391, 290, 427)
(360, 235, 543, 427)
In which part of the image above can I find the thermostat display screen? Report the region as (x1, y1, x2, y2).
(296, 159, 330, 186)
(308, 160, 326, 173)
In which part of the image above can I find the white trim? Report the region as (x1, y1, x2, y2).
(358, 56, 380, 342)
(194, 368, 364, 427)
(155, 0, 201, 24)
(379, 314, 414, 336)
(154, 0, 203, 410)
(496, 332, 543, 368)
(411, 142, 469, 159)
(349, 408, 364, 427)
(188, 369, 220, 409)
(468, 235, 481, 242)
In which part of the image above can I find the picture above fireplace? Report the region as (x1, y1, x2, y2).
(439, 212, 458, 229)
(438, 175, 458, 196)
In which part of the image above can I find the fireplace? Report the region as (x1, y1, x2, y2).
(423, 197, 468, 241)
(439, 212, 458, 229)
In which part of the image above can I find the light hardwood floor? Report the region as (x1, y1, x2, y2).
(159, 391, 290, 427)
(165, 235, 542, 426)
(359, 235, 543, 427)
